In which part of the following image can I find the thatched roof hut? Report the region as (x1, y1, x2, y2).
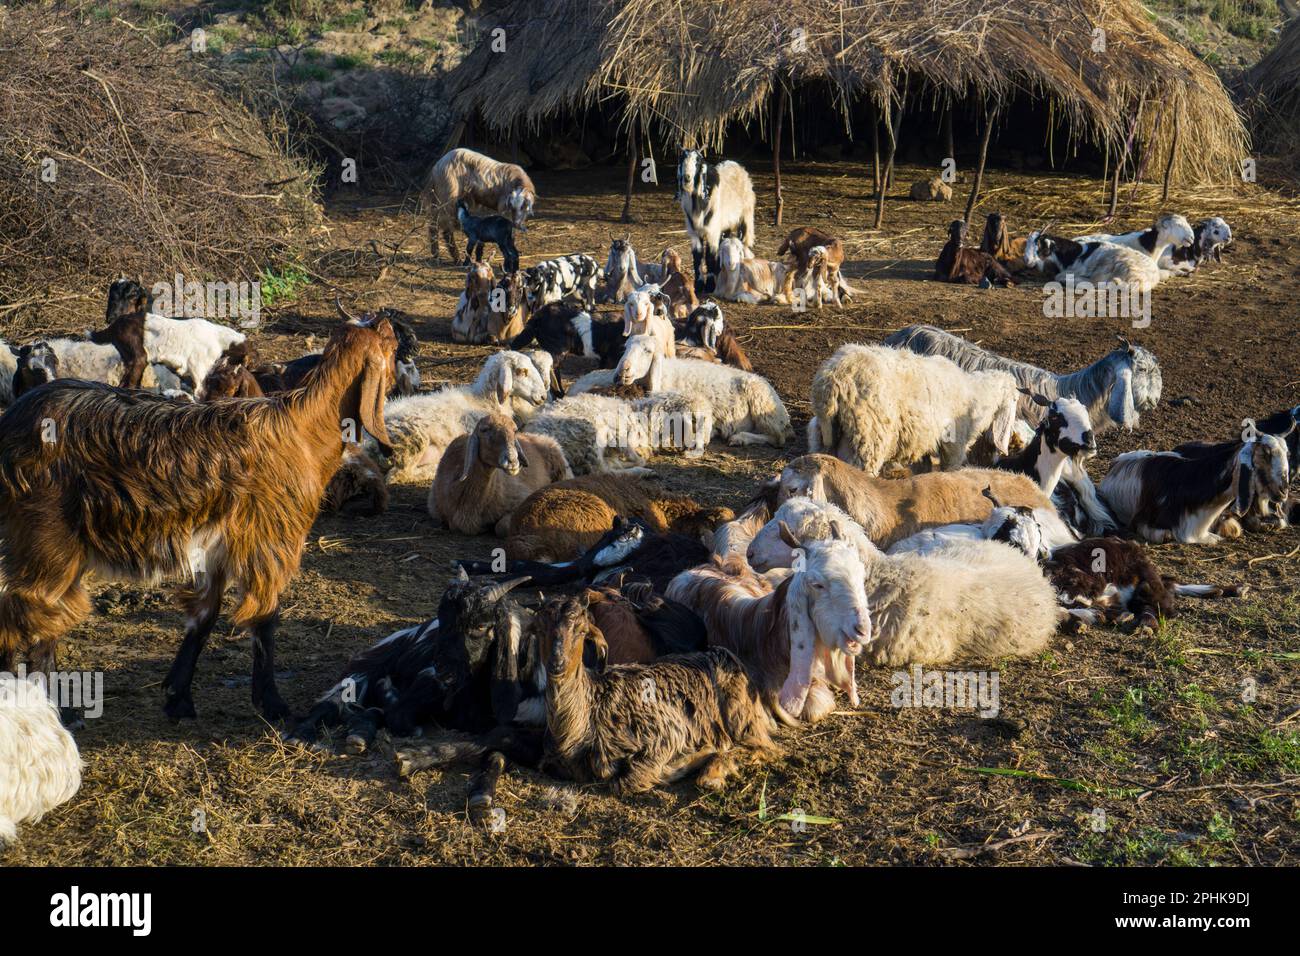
(1248, 15, 1300, 155)
(446, 0, 1247, 190)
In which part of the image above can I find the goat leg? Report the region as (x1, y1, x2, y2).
(249, 609, 292, 722)
(163, 575, 225, 720)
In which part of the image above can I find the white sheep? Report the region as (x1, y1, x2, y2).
(754, 518, 1061, 668)
(808, 343, 1019, 474)
(0, 675, 82, 845)
(569, 336, 792, 447)
(382, 350, 549, 482)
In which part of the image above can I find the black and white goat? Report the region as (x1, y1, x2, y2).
(1025, 231, 1161, 294)
(456, 200, 520, 272)
(1075, 214, 1197, 275)
(676, 150, 756, 295)
(1173, 416, 1300, 531)
(1100, 428, 1293, 544)
(1046, 537, 1241, 631)
(12, 344, 58, 399)
(1166, 217, 1232, 275)
(507, 301, 628, 376)
(522, 254, 600, 311)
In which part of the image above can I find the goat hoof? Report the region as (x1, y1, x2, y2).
(163, 694, 198, 721)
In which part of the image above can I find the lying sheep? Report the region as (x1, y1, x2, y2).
(777, 454, 1052, 549)
(808, 343, 1019, 473)
(506, 473, 734, 562)
(430, 413, 571, 534)
(744, 517, 1060, 669)
(0, 675, 83, 845)
(537, 594, 777, 794)
(382, 350, 549, 482)
(570, 336, 792, 448)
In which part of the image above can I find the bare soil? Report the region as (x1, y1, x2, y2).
(4, 162, 1299, 866)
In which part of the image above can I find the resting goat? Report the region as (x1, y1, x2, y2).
(0, 316, 399, 720)
(980, 212, 1028, 273)
(936, 220, 1014, 287)
(1075, 214, 1197, 277)
(1100, 429, 1292, 544)
(677, 301, 753, 371)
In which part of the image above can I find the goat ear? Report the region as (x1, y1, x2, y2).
(356, 331, 394, 454)
(1235, 449, 1256, 517)
(981, 485, 1002, 509)
(828, 519, 844, 541)
(778, 520, 801, 550)
(459, 430, 480, 482)
(777, 575, 818, 721)
(514, 438, 530, 471)
(495, 361, 512, 406)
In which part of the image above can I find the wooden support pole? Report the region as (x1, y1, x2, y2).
(1108, 150, 1121, 219)
(870, 100, 881, 197)
(942, 105, 954, 163)
(621, 121, 637, 223)
(1162, 110, 1180, 203)
(963, 102, 995, 224)
(873, 74, 907, 228)
(773, 81, 787, 226)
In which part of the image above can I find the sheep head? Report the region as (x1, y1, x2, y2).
(460, 413, 531, 481)
(614, 335, 660, 388)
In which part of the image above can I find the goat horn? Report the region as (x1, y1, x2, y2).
(981, 486, 1003, 509)
(335, 294, 360, 322)
(482, 576, 532, 602)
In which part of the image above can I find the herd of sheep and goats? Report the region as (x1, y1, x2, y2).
(0, 146, 1294, 838)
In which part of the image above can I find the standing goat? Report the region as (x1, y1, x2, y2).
(676, 150, 756, 295)
(456, 201, 519, 272)
(424, 148, 535, 263)
(0, 316, 398, 720)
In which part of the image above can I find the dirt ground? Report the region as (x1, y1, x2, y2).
(4, 161, 1299, 866)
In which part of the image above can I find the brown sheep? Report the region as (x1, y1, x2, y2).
(778, 454, 1052, 549)
(430, 413, 571, 536)
(505, 473, 734, 561)
(537, 594, 778, 794)
(423, 148, 536, 263)
(0, 316, 398, 721)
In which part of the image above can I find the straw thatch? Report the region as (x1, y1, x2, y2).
(0, 6, 322, 320)
(1248, 15, 1300, 155)
(447, 0, 1248, 185)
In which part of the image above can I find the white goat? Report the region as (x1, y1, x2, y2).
(1025, 232, 1161, 294)
(141, 314, 246, 388)
(1075, 214, 1197, 278)
(382, 351, 549, 482)
(570, 336, 792, 447)
(0, 675, 82, 845)
(808, 343, 1019, 474)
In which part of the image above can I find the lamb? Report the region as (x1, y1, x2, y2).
(570, 337, 792, 448)
(676, 149, 757, 295)
(537, 594, 777, 794)
(1046, 537, 1242, 631)
(677, 301, 753, 371)
(1024, 230, 1161, 294)
(424, 147, 535, 263)
(430, 413, 572, 534)
(777, 225, 855, 305)
(979, 212, 1028, 273)
(0, 674, 82, 845)
(0, 315, 399, 720)
(622, 286, 676, 358)
(450, 261, 496, 344)
(883, 325, 1163, 432)
(456, 200, 519, 272)
(807, 343, 1020, 474)
(667, 532, 872, 725)
(776, 454, 1053, 549)
(1100, 430, 1292, 544)
(382, 350, 549, 483)
(936, 219, 1015, 287)
(739, 517, 1061, 673)
(505, 473, 734, 562)
(1074, 213, 1197, 276)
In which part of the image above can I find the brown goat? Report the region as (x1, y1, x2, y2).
(0, 317, 398, 721)
(200, 345, 264, 400)
(537, 594, 777, 794)
(980, 212, 1028, 273)
(321, 443, 390, 516)
(936, 220, 1014, 286)
(430, 413, 571, 535)
(505, 473, 733, 562)
(656, 248, 698, 319)
(451, 261, 497, 344)
(777, 225, 852, 306)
